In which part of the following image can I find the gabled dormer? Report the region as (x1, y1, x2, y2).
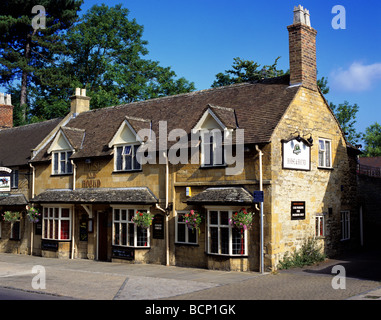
(108, 116, 151, 172)
(192, 105, 237, 167)
(47, 127, 85, 175)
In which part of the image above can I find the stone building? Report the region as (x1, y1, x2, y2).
(0, 95, 62, 254)
(1, 5, 361, 271)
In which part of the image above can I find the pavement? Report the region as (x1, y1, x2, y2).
(0, 249, 380, 300)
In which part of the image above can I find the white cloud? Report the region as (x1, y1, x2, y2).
(330, 62, 381, 92)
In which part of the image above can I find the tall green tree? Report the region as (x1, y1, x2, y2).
(0, 0, 82, 124)
(31, 4, 195, 120)
(362, 122, 381, 157)
(211, 57, 285, 87)
(329, 101, 362, 145)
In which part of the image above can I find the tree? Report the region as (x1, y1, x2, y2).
(30, 4, 195, 120)
(211, 57, 285, 87)
(0, 0, 82, 124)
(329, 101, 362, 145)
(362, 122, 381, 157)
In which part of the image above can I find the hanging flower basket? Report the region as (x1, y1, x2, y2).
(3, 211, 20, 222)
(184, 210, 202, 234)
(229, 208, 255, 233)
(26, 206, 41, 223)
(131, 211, 154, 229)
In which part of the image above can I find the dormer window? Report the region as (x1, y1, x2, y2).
(53, 151, 73, 174)
(115, 144, 141, 171)
(108, 116, 151, 173)
(193, 105, 237, 168)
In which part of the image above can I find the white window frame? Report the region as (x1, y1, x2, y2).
(341, 211, 350, 240)
(112, 206, 150, 248)
(315, 214, 325, 237)
(42, 206, 72, 241)
(318, 138, 332, 168)
(114, 143, 142, 172)
(206, 208, 248, 256)
(201, 129, 226, 167)
(52, 150, 73, 175)
(175, 211, 198, 245)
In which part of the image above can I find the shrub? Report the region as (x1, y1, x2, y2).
(278, 237, 326, 270)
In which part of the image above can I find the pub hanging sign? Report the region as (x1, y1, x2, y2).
(282, 137, 311, 171)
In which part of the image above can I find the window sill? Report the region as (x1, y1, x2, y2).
(112, 169, 143, 174)
(318, 166, 334, 171)
(51, 173, 73, 177)
(112, 245, 150, 249)
(206, 252, 248, 258)
(175, 242, 199, 247)
(200, 164, 228, 170)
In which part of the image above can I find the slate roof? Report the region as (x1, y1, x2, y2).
(358, 157, 381, 168)
(31, 75, 299, 162)
(0, 118, 62, 167)
(30, 187, 158, 204)
(0, 194, 28, 206)
(187, 187, 254, 205)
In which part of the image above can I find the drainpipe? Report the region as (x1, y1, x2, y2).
(71, 205, 75, 259)
(71, 159, 76, 191)
(164, 151, 169, 266)
(29, 163, 36, 256)
(255, 145, 264, 274)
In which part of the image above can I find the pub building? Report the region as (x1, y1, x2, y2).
(1, 6, 361, 271)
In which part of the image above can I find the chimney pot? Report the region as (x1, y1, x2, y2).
(70, 87, 90, 114)
(75, 88, 81, 96)
(0, 92, 13, 128)
(5, 94, 11, 106)
(0, 93, 4, 105)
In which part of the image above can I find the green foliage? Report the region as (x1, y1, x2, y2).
(361, 122, 381, 157)
(211, 56, 286, 87)
(229, 208, 255, 231)
(183, 210, 202, 233)
(131, 211, 154, 229)
(2, 211, 20, 222)
(277, 238, 326, 270)
(329, 101, 362, 145)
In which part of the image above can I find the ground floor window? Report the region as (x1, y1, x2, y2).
(315, 215, 325, 237)
(176, 211, 197, 244)
(112, 207, 150, 247)
(207, 209, 248, 256)
(341, 211, 350, 240)
(42, 206, 71, 240)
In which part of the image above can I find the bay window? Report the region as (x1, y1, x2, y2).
(42, 206, 71, 240)
(207, 209, 247, 256)
(112, 207, 149, 247)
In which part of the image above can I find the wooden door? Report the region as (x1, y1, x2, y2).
(98, 211, 108, 261)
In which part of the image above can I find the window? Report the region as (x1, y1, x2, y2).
(112, 208, 149, 247)
(341, 211, 350, 240)
(42, 207, 71, 240)
(10, 221, 20, 240)
(176, 212, 197, 244)
(52, 151, 73, 174)
(318, 139, 331, 168)
(11, 170, 18, 189)
(315, 215, 325, 237)
(207, 209, 247, 256)
(201, 130, 225, 167)
(114, 144, 141, 172)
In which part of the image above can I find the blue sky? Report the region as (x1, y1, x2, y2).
(3, 0, 381, 140)
(79, 0, 381, 139)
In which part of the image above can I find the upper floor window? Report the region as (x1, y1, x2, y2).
(114, 144, 141, 172)
(52, 151, 73, 175)
(318, 138, 332, 168)
(201, 129, 225, 167)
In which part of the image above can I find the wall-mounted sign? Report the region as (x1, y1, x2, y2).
(291, 201, 306, 220)
(253, 191, 264, 203)
(282, 138, 311, 171)
(0, 167, 12, 174)
(0, 176, 11, 192)
(152, 214, 164, 239)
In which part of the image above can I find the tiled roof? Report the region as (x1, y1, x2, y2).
(0, 118, 62, 166)
(187, 187, 254, 205)
(31, 187, 158, 204)
(32, 75, 299, 161)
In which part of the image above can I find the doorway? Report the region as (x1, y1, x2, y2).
(97, 211, 108, 261)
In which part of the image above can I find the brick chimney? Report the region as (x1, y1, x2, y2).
(287, 5, 317, 91)
(70, 88, 90, 115)
(0, 93, 14, 129)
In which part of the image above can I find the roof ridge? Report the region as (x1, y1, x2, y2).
(0, 117, 62, 132)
